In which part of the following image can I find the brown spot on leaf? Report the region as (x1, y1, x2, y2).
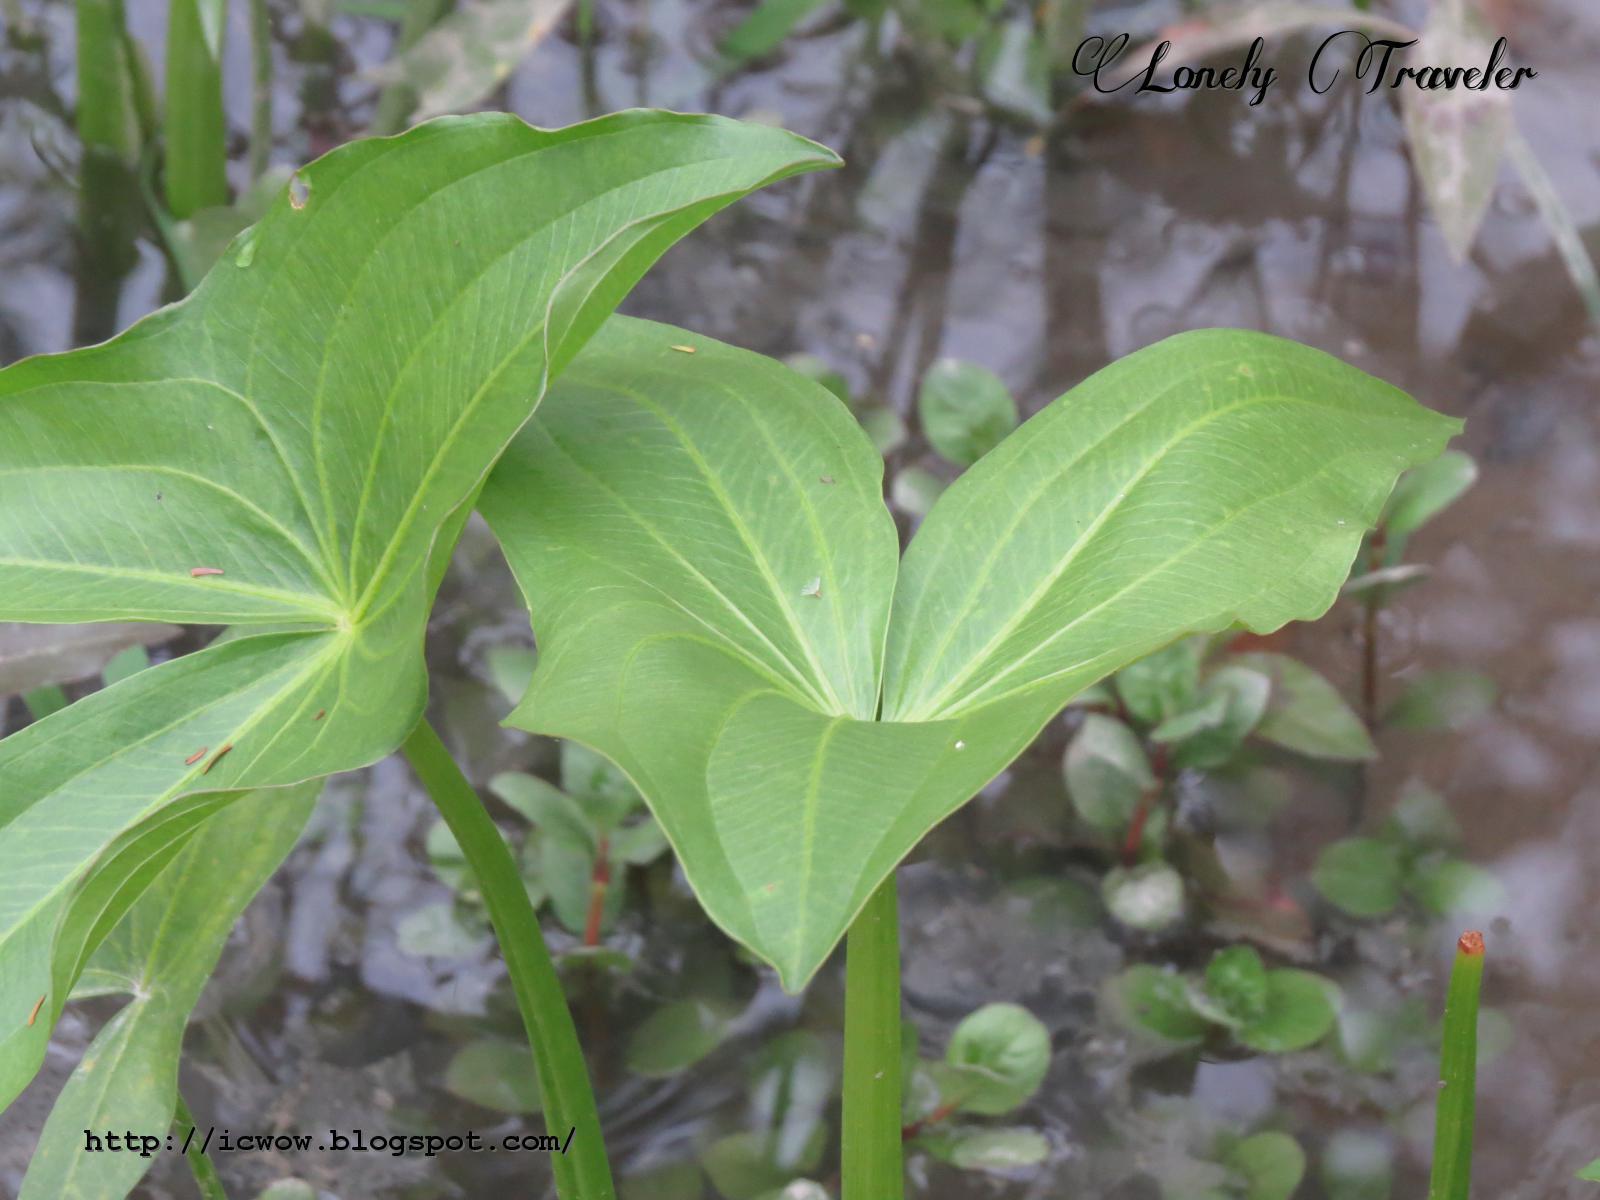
(203, 744, 234, 775)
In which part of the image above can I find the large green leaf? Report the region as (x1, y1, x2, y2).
(483, 318, 1458, 989)
(20, 784, 318, 1199)
(0, 110, 838, 1104)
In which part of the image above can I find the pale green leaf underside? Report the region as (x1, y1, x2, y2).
(0, 111, 838, 1106)
(485, 318, 1458, 989)
(883, 332, 1460, 720)
(21, 784, 317, 1200)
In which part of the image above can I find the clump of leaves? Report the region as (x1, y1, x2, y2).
(1065, 632, 1374, 867)
(0, 108, 840, 1200)
(903, 1002, 1052, 1173)
(1106, 945, 1339, 1054)
(1126, 1098, 1307, 1200)
(402, 739, 669, 959)
(1311, 782, 1504, 920)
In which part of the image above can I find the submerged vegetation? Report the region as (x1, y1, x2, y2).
(0, 1, 1593, 1198)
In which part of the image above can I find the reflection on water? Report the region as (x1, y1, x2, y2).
(1, 1, 1598, 1196)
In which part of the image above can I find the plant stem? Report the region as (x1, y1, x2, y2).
(1429, 930, 1486, 1200)
(402, 719, 614, 1200)
(842, 874, 904, 1200)
(174, 1090, 227, 1200)
(164, 0, 230, 218)
(74, 0, 141, 345)
(248, 0, 273, 181)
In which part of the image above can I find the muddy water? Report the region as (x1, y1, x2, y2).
(1, 1, 1598, 1197)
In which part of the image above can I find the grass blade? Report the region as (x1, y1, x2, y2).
(1504, 129, 1600, 327)
(1429, 930, 1486, 1200)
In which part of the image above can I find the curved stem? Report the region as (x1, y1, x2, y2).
(842, 874, 904, 1200)
(402, 719, 614, 1200)
(174, 1090, 227, 1200)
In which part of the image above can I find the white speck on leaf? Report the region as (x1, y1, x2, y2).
(800, 576, 822, 599)
(289, 173, 310, 210)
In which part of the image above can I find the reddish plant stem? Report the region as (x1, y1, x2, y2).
(582, 836, 611, 947)
(1122, 743, 1170, 865)
(901, 1099, 959, 1142)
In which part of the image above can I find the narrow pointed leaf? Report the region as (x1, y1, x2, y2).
(20, 784, 317, 1200)
(0, 110, 839, 1104)
(485, 321, 1457, 989)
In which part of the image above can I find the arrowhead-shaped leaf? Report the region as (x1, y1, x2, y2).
(484, 319, 1457, 990)
(0, 110, 839, 1105)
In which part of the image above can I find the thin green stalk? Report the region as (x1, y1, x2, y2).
(248, 0, 272, 180)
(164, 0, 229, 218)
(401, 720, 614, 1200)
(1429, 930, 1485, 1200)
(174, 1090, 228, 1200)
(842, 875, 904, 1200)
(74, 0, 142, 345)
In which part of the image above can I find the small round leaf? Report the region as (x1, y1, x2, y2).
(1102, 862, 1186, 932)
(943, 1002, 1051, 1115)
(1222, 1130, 1305, 1200)
(917, 359, 1018, 466)
(443, 1037, 542, 1114)
(626, 999, 731, 1078)
(1312, 838, 1406, 918)
(1236, 970, 1338, 1053)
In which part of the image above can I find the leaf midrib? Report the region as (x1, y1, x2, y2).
(605, 372, 851, 714)
(943, 440, 1378, 716)
(348, 153, 770, 626)
(0, 463, 339, 599)
(531, 421, 836, 712)
(0, 634, 337, 934)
